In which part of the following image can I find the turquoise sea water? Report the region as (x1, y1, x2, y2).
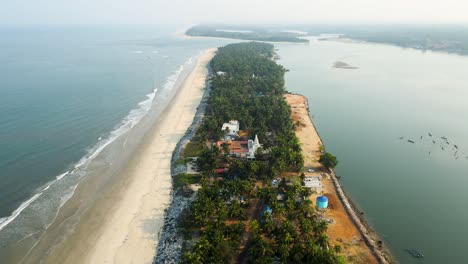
(277, 37, 468, 264)
(0, 25, 229, 260)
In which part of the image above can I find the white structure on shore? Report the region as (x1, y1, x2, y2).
(304, 176, 323, 191)
(222, 120, 239, 138)
(220, 120, 261, 159)
(247, 135, 261, 159)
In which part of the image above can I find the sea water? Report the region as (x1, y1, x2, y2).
(0, 25, 230, 261)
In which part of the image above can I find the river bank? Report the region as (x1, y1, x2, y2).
(285, 93, 393, 264)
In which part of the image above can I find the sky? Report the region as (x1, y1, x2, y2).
(1, 0, 468, 25)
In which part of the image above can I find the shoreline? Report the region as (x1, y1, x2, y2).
(154, 49, 214, 264)
(20, 48, 216, 264)
(83, 48, 217, 264)
(303, 93, 393, 263)
(285, 93, 393, 264)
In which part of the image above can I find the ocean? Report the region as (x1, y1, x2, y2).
(0, 25, 230, 261)
(277, 37, 468, 264)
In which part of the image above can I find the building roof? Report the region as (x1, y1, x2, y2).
(216, 140, 249, 153)
(221, 120, 239, 134)
(304, 176, 322, 188)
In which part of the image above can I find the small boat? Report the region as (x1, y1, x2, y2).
(454, 145, 458, 149)
(406, 249, 424, 258)
(432, 140, 436, 144)
(408, 140, 415, 144)
(420, 136, 423, 139)
(441, 136, 447, 140)
(428, 133, 432, 137)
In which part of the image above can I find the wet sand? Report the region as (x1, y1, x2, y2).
(83, 48, 216, 264)
(21, 49, 216, 264)
(285, 94, 386, 264)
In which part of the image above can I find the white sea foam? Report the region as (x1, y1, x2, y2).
(132, 50, 143, 54)
(56, 171, 70, 181)
(0, 56, 194, 232)
(0, 193, 43, 230)
(42, 184, 51, 191)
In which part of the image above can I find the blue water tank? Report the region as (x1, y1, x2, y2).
(260, 206, 273, 223)
(316, 196, 328, 209)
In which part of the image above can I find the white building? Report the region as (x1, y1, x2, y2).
(221, 120, 239, 137)
(304, 176, 323, 190)
(246, 135, 261, 159)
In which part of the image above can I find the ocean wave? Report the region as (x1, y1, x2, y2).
(55, 171, 70, 181)
(0, 193, 43, 230)
(163, 65, 185, 91)
(0, 56, 194, 232)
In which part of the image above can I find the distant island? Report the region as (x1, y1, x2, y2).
(333, 61, 359, 69)
(186, 25, 309, 43)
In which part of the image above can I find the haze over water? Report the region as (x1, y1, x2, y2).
(277, 37, 468, 264)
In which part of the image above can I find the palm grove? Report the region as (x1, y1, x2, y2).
(178, 42, 344, 263)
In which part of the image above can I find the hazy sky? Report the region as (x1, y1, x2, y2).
(1, 0, 468, 25)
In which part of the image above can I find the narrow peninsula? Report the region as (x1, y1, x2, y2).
(186, 25, 309, 43)
(156, 42, 391, 263)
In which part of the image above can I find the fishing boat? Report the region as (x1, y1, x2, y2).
(406, 249, 424, 258)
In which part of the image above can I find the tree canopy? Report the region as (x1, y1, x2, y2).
(180, 42, 344, 264)
(319, 152, 338, 169)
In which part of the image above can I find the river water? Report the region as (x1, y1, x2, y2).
(277, 37, 468, 264)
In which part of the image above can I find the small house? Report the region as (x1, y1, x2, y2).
(304, 176, 323, 190)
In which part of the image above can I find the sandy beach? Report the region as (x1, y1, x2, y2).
(285, 94, 385, 264)
(20, 48, 216, 264)
(86, 48, 216, 264)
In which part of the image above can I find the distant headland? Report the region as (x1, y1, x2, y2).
(185, 25, 309, 43)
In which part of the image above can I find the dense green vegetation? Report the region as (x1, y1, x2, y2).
(179, 42, 344, 263)
(186, 25, 309, 43)
(173, 173, 202, 189)
(333, 25, 468, 56)
(319, 152, 338, 169)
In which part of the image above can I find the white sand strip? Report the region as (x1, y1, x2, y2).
(83, 48, 216, 264)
